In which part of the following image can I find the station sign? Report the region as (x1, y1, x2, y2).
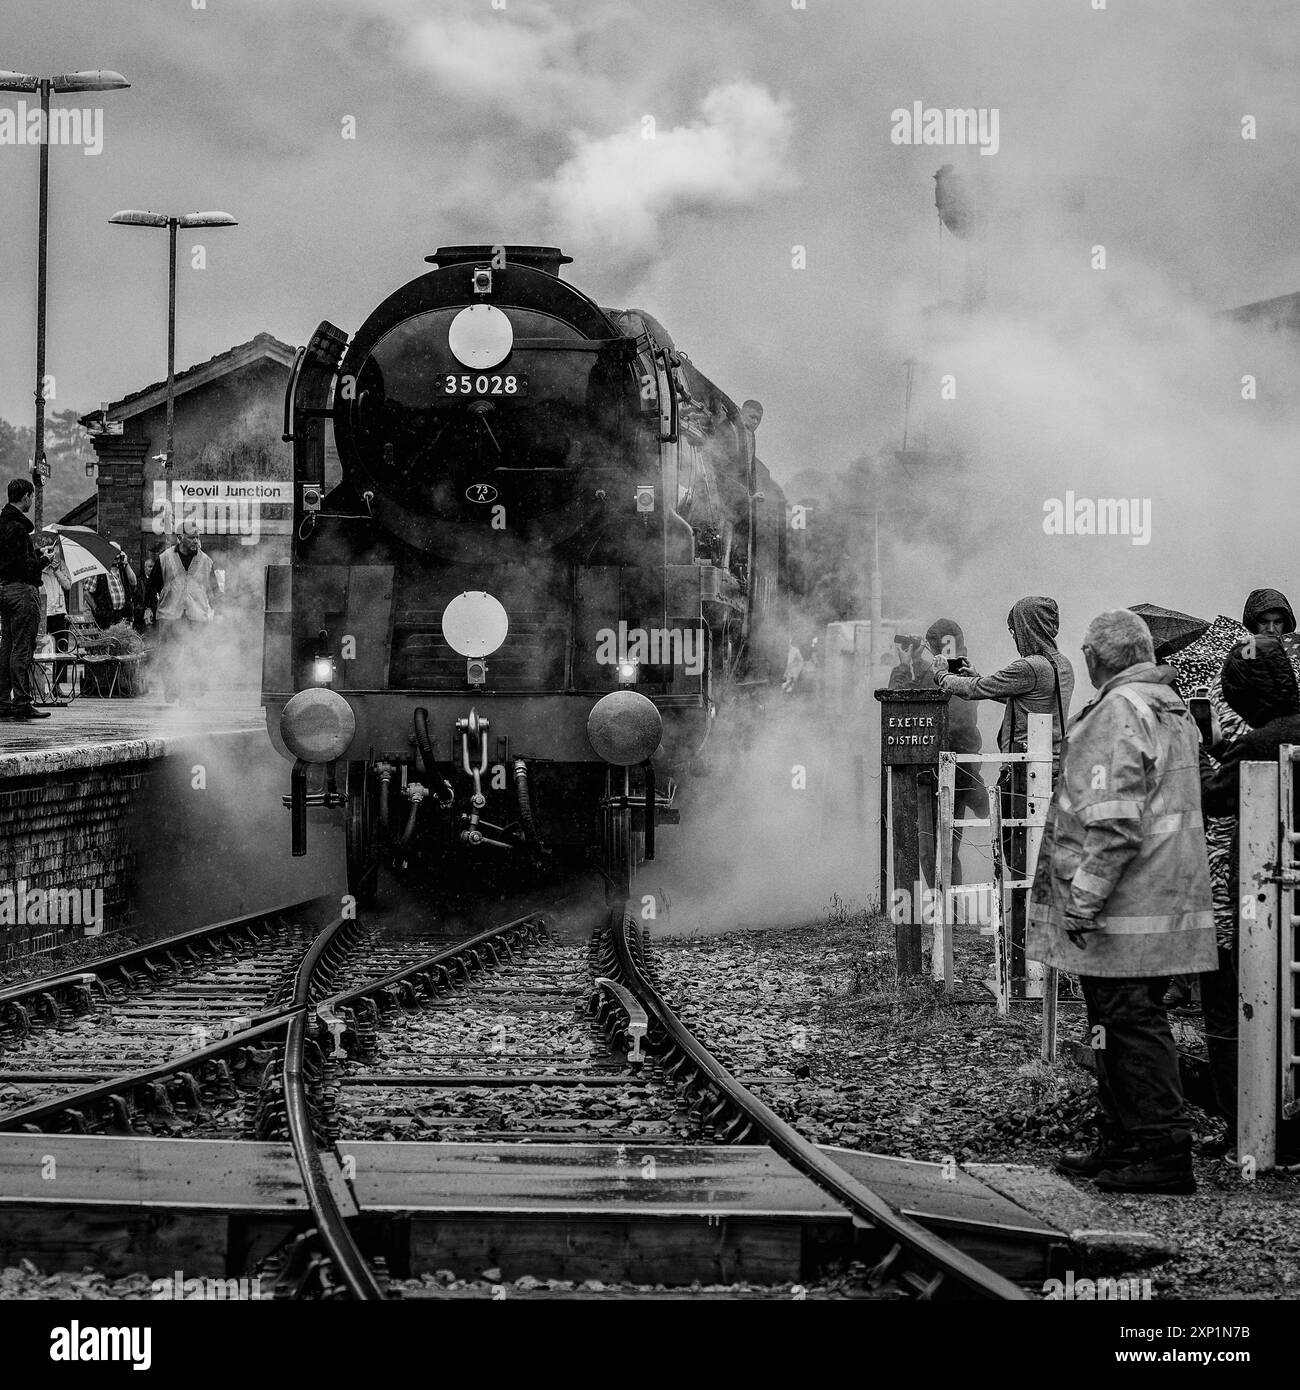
(146, 479, 293, 545)
(875, 688, 950, 765)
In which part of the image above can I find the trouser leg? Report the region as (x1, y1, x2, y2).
(0, 586, 15, 706)
(1082, 975, 1189, 1150)
(917, 772, 936, 891)
(1200, 944, 1238, 1126)
(4, 586, 41, 708)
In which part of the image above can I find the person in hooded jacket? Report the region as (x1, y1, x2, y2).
(934, 596, 1075, 768)
(1031, 609, 1216, 1193)
(934, 597, 1075, 986)
(1199, 635, 1300, 1159)
(1183, 588, 1300, 1016)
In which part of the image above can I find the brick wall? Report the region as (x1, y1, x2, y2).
(93, 435, 149, 575)
(0, 766, 141, 959)
(0, 732, 344, 964)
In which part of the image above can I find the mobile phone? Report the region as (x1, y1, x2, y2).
(946, 657, 968, 673)
(1188, 687, 1213, 744)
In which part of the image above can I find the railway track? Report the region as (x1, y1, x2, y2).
(0, 905, 325, 1134)
(0, 905, 485, 1137)
(262, 902, 1029, 1300)
(0, 901, 1037, 1299)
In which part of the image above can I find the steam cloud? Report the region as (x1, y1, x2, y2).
(541, 83, 798, 262)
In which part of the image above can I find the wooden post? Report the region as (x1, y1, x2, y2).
(875, 689, 949, 978)
(1239, 759, 1279, 1172)
(892, 765, 924, 977)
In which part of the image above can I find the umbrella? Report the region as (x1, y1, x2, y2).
(1128, 602, 1211, 660)
(1165, 614, 1247, 690)
(38, 525, 115, 584)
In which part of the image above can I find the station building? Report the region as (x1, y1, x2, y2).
(77, 333, 313, 688)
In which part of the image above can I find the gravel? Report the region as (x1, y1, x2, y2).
(650, 900, 1300, 1300)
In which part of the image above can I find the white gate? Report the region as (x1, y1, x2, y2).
(932, 713, 1053, 1024)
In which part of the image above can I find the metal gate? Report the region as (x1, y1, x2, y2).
(1239, 750, 1300, 1170)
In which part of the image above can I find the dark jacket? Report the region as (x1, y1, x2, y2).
(925, 618, 982, 756)
(0, 502, 50, 587)
(1202, 636, 1300, 816)
(939, 596, 1075, 763)
(90, 567, 138, 628)
(1242, 588, 1296, 633)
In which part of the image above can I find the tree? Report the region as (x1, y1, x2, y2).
(0, 411, 96, 522)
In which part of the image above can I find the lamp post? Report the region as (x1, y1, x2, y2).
(0, 70, 130, 529)
(108, 210, 237, 470)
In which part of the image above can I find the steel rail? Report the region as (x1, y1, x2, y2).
(276, 910, 549, 1299)
(322, 912, 548, 1011)
(0, 1015, 290, 1132)
(273, 910, 385, 1299)
(0, 898, 325, 1012)
(280, 1004, 383, 1300)
(607, 904, 1029, 1301)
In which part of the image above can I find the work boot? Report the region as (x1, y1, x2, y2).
(1095, 1141, 1196, 1195)
(1056, 1139, 1140, 1179)
(1161, 978, 1190, 1010)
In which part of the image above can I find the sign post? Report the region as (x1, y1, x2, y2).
(875, 687, 949, 977)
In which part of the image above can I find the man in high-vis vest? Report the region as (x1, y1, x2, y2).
(1029, 608, 1215, 1195)
(143, 520, 220, 702)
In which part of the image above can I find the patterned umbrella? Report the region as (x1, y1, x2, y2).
(37, 525, 114, 584)
(1164, 615, 1247, 691)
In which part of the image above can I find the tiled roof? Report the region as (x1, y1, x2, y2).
(79, 332, 298, 428)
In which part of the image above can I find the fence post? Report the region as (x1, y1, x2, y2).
(1239, 759, 1279, 1172)
(1023, 713, 1056, 1055)
(934, 753, 955, 987)
(988, 791, 1010, 1015)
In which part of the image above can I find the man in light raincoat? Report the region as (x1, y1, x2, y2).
(1029, 609, 1215, 1194)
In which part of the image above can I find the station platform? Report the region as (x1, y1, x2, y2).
(0, 697, 265, 778)
(0, 692, 343, 965)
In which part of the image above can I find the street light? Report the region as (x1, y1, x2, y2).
(109, 210, 237, 471)
(0, 70, 130, 528)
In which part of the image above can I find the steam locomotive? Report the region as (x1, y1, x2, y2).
(263, 244, 786, 901)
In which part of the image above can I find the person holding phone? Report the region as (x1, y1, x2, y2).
(892, 620, 987, 884)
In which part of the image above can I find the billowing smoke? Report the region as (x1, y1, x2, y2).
(541, 83, 798, 274)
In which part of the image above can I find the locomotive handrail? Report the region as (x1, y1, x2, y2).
(282, 343, 306, 442)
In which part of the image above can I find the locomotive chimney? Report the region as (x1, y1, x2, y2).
(425, 245, 573, 278)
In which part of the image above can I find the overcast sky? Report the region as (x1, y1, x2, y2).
(2, 0, 1297, 486)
